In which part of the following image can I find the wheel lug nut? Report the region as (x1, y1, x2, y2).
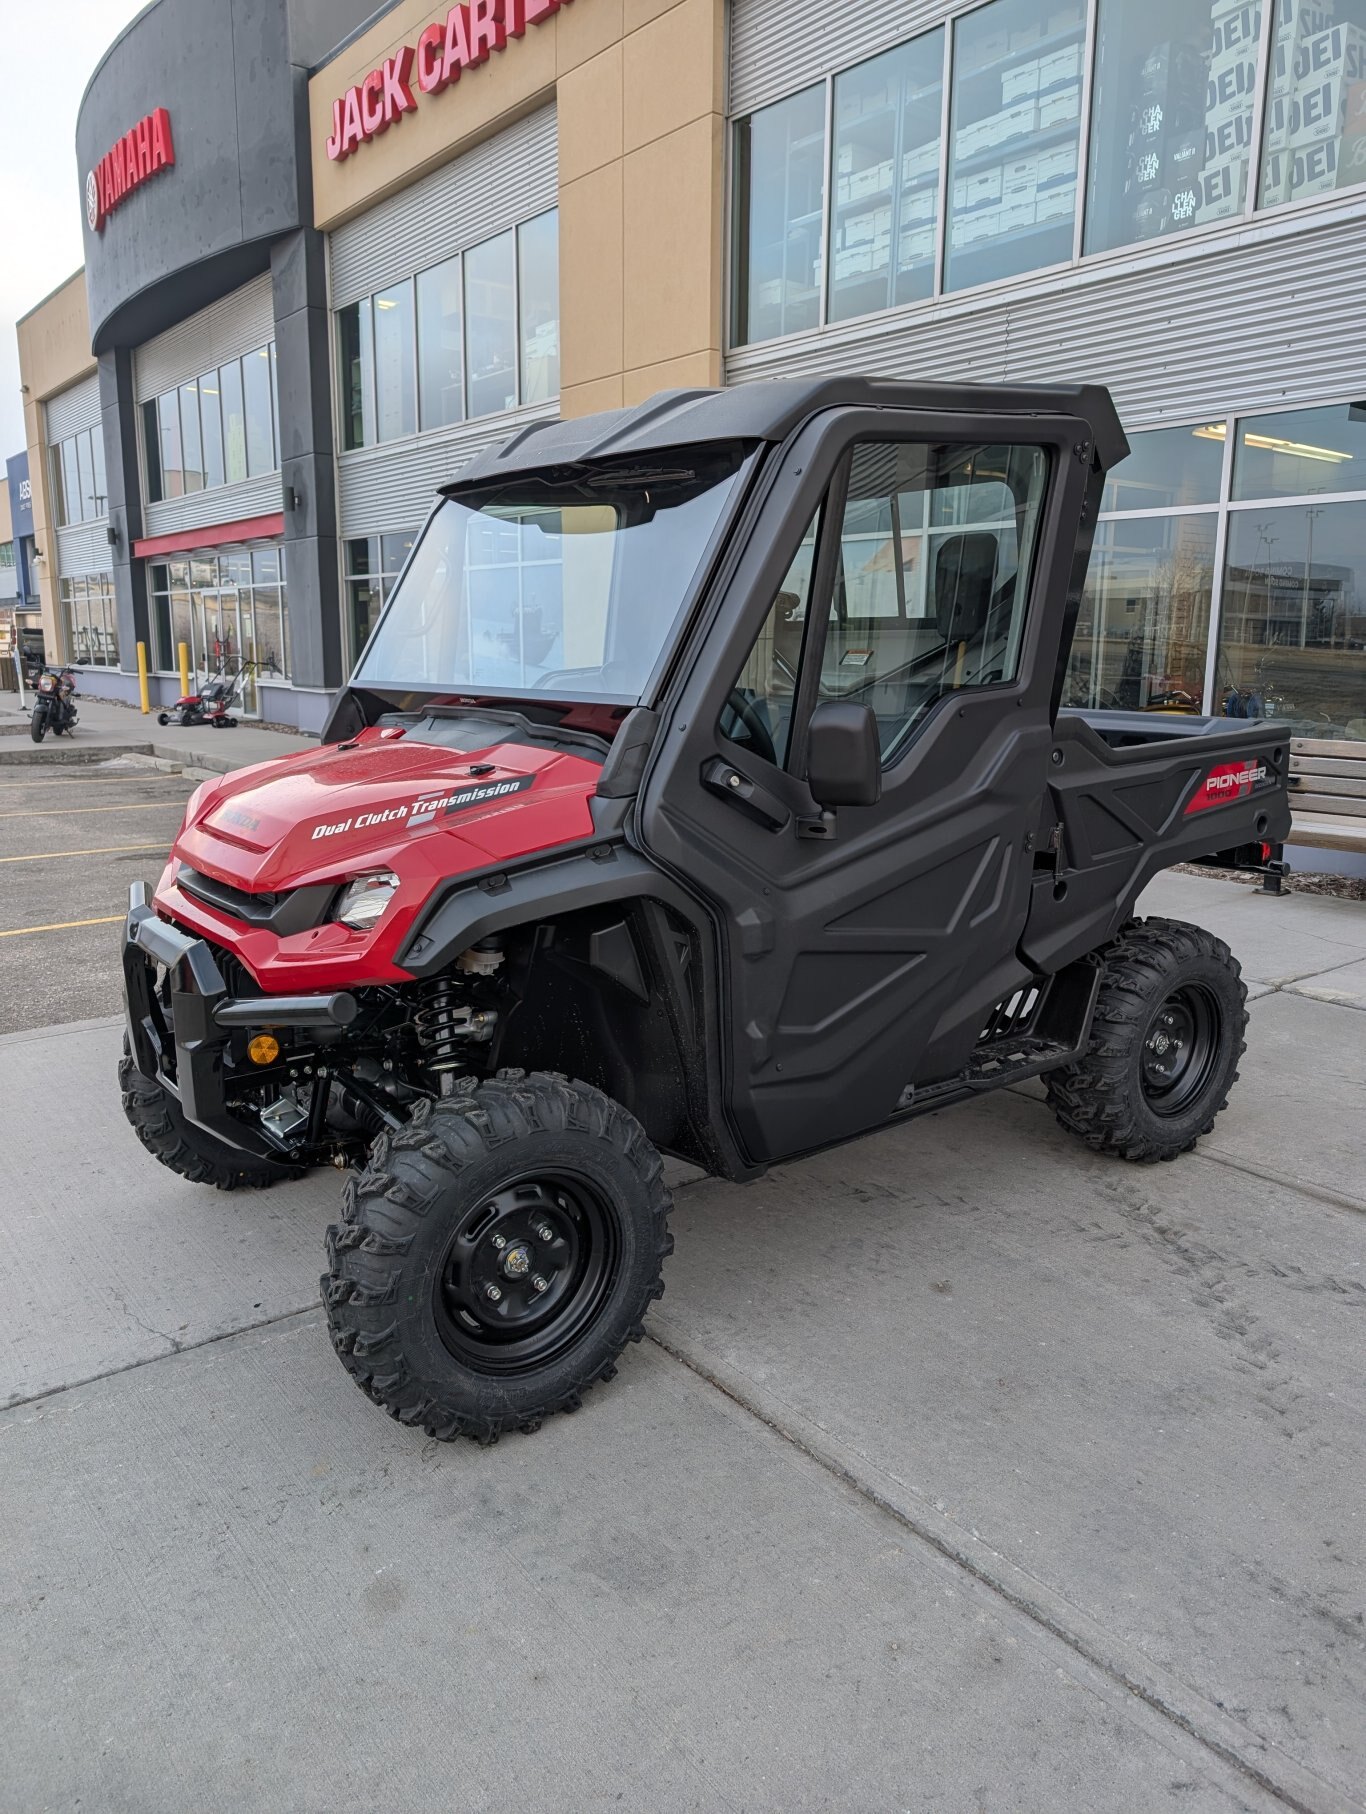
(485, 1284, 502, 1302)
(532, 1276, 548, 1293)
(490, 1233, 506, 1250)
(536, 1224, 553, 1243)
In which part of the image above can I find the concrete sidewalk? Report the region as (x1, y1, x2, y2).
(0, 692, 316, 774)
(1, 871, 1363, 1813)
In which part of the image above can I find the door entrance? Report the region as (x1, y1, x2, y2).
(188, 586, 259, 718)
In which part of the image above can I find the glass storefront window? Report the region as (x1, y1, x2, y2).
(199, 374, 225, 490)
(1100, 423, 1227, 511)
(59, 438, 80, 525)
(1086, 1, 1258, 256)
(242, 347, 275, 478)
(269, 343, 281, 471)
(345, 531, 420, 665)
(732, 84, 826, 345)
(374, 282, 417, 442)
(1219, 498, 1366, 737)
(142, 402, 162, 503)
(1231, 400, 1366, 498)
(945, 0, 1086, 293)
(518, 209, 560, 405)
(417, 255, 464, 430)
(1260, 1, 1366, 208)
(158, 389, 184, 499)
(91, 426, 107, 516)
(61, 573, 119, 668)
(75, 432, 95, 521)
(829, 32, 944, 324)
(338, 301, 374, 451)
(220, 359, 248, 483)
(465, 231, 518, 419)
(1067, 514, 1216, 711)
(179, 380, 205, 493)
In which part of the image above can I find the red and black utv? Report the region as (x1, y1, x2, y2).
(120, 379, 1291, 1443)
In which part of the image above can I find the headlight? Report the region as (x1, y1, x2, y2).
(334, 870, 400, 930)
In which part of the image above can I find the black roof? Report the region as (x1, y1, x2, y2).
(446, 378, 1129, 491)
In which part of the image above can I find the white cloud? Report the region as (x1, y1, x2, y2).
(0, 0, 149, 460)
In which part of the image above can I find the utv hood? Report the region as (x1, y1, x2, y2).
(174, 728, 602, 894)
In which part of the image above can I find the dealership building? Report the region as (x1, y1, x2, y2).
(12, 0, 1366, 744)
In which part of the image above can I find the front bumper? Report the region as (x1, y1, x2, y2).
(122, 881, 359, 1158)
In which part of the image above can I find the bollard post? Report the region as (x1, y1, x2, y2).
(136, 640, 151, 715)
(178, 640, 191, 698)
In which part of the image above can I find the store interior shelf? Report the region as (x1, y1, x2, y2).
(951, 119, 1079, 180)
(835, 171, 940, 212)
(954, 24, 1086, 87)
(948, 212, 1076, 262)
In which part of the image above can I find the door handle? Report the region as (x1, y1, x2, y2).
(702, 757, 792, 833)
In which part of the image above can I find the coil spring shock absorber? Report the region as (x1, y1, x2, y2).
(413, 977, 496, 1072)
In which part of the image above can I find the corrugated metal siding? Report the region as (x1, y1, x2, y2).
(44, 374, 102, 444)
(726, 211, 1366, 426)
(730, 0, 946, 114)
(134, 276, 275, 403)
(329, 104, 558, 307)
(55, 520, 113, 580)
(338, 403, 559, 536)
(142, 472, 283, 541)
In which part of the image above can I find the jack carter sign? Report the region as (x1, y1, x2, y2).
(86, 107, 175, 233)
(326, 0, 573, 161)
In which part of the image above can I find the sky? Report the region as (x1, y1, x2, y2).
(0, 0, 149, 461)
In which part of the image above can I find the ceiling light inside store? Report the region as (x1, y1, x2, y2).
(375, 298, 398, 310)
(1191, 423, 1351, 463)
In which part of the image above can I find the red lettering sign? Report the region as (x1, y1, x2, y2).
(86, 106, 174, 232)
(326, 0, 570, 160)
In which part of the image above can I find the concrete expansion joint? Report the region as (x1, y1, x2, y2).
(645, 1319, 1361, 1814)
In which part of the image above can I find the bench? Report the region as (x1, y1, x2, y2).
(1288, 738, 1366, 857)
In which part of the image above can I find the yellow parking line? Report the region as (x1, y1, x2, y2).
(0, 842, 167, 863)
(0, 914, 125, 938)
(0, 801, 187, 819)
(0, 775, 191, 791)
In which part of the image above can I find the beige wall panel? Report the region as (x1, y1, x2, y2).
(622, 114, 722, 371)
(628, 0, 689, 25)
(561, 374, 626, 418)
(622, 348, 718, 405)
(558, 43, 623, 182)
(560, 161, 625, 387)
(622, 0, 718, 152)
(312, 12, 560, 230)
(557, 0, 623, 73)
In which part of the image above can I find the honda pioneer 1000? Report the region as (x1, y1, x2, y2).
(121, 380, 1291, 1443)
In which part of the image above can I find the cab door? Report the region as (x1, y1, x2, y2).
(638, 406, 1096, 1168)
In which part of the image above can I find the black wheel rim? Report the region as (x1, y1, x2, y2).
(432, 1171, 621, 1377)
(1140, 984, 1222, 1117)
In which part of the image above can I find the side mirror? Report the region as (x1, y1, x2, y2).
(806, 700, 882, 809)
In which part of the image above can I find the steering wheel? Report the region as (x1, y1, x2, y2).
(723, 689, 777, 766)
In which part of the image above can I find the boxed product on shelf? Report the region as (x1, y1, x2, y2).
(1035, 182, 1075, 222)
(999, 199, 1037, 233)
(901, 186, 936, 224)
(952, 207, 1001, 246)
(952, 166, 1004, 212)
(1207, 55, 1260, 125)
(1291, 134, 1341, 191)
(1287, 23, 1366, 143)
(1210, 4, 1262, 61)
(1206, 108, 1256, 162)
(1197, 149, 1249, 217)
(1170, 181, 1201, 226)
(999, 99, 1042, 141)
(1166, 126, 1206, 187)
(836, 144, 854, 176)
(1038, 43, 1082, 92)
(1039, 83, 1081, 128)
(1003, 58, 1041, 104)
(1128, 144, 1165, 193)
(1002, 152, 1039, 198)
(1037, 141, 1078, 192)
(900, 226, 935, 265)
(1131, 188, 1173, 238)
(903, 140, 940, 183)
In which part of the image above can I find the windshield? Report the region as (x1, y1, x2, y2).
(354, 443, 756, 703)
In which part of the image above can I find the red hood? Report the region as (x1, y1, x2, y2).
(175, 727, 601, 892)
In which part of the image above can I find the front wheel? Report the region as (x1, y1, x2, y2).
(29, 707, 46, 743)
(1046, 917, 1247, 1164)
(119, 1039, 294, 1190)
(324, 1072, 673, 1443)
(157, 711, 171, 726)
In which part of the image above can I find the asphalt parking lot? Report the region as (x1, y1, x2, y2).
(0, 757, 197, 1034)
(1, 849, 1363, 1810)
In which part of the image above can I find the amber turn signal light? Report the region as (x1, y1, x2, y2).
(248, 1034, 281, 1066)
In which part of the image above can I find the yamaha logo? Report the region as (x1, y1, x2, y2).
(85, 170, 99, 232)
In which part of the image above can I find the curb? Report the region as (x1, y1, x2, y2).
(0, 740, 261, 778)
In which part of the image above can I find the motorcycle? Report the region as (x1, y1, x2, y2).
(30, 667, 79, 743)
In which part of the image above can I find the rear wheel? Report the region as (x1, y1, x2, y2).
(1046, 917, 1247, 1163)
(118, 1039, 293, 1190)
(324, 1071, 673, 1443)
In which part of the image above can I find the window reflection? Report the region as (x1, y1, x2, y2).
(1261, 3, 1366, 207)
(1069, 515, 1216, 712)
(518, 210, 560, 405)
(465, 232, 518, 419)
(732, 84, 827, 344)
(945, 0, 1086, 293)
(417, 257, 464, 430)
(374, 283, 417, 442)
(830, 33, 944, 323)
(1100, 423, 1226, 511)
(1231, 401, 1366, 499)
